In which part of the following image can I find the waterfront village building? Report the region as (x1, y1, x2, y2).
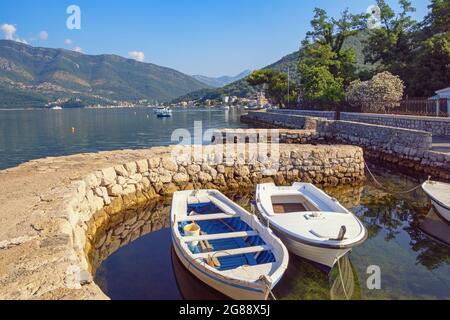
(223, 96, 230, 104)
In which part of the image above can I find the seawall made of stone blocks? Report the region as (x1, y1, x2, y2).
(227, 119, 450, 180)
(0, 143, 364, 300)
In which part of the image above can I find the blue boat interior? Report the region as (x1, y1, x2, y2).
(178, 202, 276, 271)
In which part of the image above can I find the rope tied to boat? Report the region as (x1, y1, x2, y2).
(336, 257, 349, 300)
(259, 275, 277, 301)
(364, 161, 427, 195)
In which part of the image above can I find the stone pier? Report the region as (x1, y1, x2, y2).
(241, 112, 450, 180)
(0, 143, 364, 300)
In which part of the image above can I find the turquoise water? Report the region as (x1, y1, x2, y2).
(94, 167, 450, 300)
(0, 108, 245, 170)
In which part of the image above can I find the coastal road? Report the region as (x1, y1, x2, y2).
(432, 136, 450, 154)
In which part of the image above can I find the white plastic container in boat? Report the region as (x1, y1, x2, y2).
(422, 180, 450, 222)
(255, 183, 367, 270)
(171, 189, 289, 300)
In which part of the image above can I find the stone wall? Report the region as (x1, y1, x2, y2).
(242, 112, 433, 153)
(0, 144, 364, 300)
(319, 120, 433, 153)
(241, 111, 323, 130)
(275, 109, 336, 120)
(273, 109, 450, 136)
(231, 118, 450, 179)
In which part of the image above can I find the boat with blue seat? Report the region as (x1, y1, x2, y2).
(171, 189, 289, 300)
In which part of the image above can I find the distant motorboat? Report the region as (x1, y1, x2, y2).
(155, 107, 172, 118)
(51, 106, 63, 110)
(255, 183, 367, 270)
(422, 181, 450, 222)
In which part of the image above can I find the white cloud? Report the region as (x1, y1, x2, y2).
(64, 38, 73, 45)
(1, 23, 17, 40)
(39, 31, 48, 41)
(128, 51, 145, 62)
(1, 23, 28, 44)
(74, 46, 83, 53)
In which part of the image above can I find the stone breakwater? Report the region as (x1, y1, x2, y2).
(241, 112, 450, 180)
(0, 143, 364, 300)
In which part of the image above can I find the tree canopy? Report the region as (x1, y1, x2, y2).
(298, 8, 365, 101)
(364, 0, 450, 97)
(247, 70, 298, 107)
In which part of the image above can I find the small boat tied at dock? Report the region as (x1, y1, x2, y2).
(255, 183, 367, 270)
(422, 180, 450, 222)
(171, 189, 289, 300)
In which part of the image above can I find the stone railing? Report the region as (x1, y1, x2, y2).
(0, 144, 364, 300)
(242, 112, 433, 153)
(241, 111, 323, 130)
(274, 109, 450, 136)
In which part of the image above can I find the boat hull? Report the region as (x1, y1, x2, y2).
(172, 239, 269, 300)
(269, 224, 350, 269)
(431, 200, 450, 222)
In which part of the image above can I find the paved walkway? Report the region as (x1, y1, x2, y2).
(432, 136, 450, 154)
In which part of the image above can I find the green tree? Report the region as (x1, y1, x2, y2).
(408, 0, 450, 96)
(247, 70, 298, 107)
(363, 1, 416, 87)
(298, 8, 364, 101)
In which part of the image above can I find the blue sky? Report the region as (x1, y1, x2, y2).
(0, 0, 431, 77)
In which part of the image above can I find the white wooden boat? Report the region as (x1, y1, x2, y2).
(422, 181, 450, 222)
(171, 189, 289, 300)
(255, 183, 367, 270)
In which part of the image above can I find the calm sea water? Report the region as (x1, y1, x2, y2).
(0, 108, 245, 170)
(95, 167, 450, 300)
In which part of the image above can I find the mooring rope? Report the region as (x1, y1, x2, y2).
(336, 257, 349, 300)
(259, 275, 277, 300)
(364, 161, 426, 195)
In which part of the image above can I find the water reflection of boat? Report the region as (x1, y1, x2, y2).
(171, 248, 226, 300)
(419, 208, 450, 245)
(329, 255, 359, 300)
(422, 181, 450, 222)
(272, 254, 360, 300)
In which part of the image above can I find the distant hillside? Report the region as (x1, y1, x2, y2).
(173, 51, 300, 103)
(192, 70, 252, 88)
(0, 40, 209, 108)
(174, 32, 372, 103)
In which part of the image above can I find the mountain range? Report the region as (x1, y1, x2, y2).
(173, 32, 372, 103)
(172, 51, 301, 103)
(192, 70, 252, 88)
(0, 40, 209, 108)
